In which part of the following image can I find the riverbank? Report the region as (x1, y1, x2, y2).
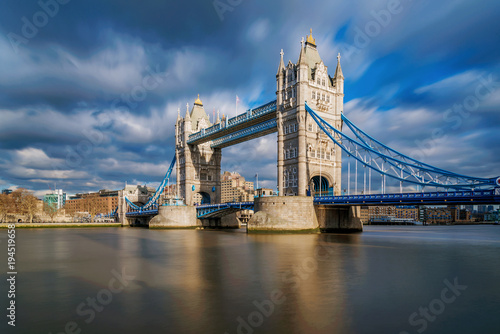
(0, 223, 121, 228)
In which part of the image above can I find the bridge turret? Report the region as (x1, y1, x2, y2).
(276, 49, 285, 107)
(333, 53, 344, 94)
(276, 29, 343, 197)
(184, 103, 192, 134)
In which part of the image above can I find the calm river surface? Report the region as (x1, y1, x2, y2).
(1, 225, 500, 334)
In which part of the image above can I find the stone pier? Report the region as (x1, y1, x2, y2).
(199, 212, 241, 229)
(247, 196, 319, 233)
(149, 205, 199, 229)
(314, 205, 363, 233)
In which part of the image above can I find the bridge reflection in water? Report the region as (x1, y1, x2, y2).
(13, 226, 500, 333)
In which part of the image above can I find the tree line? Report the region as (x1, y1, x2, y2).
(0, 189, 104, 223)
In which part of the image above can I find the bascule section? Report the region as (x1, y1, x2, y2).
(176, 96, 222, 206)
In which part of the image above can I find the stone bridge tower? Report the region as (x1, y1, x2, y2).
(175, 96, 221, 205)
(276, 29, 344, 197)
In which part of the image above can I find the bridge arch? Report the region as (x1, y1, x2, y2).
(193, 191, 211, 205)
(310, 175, 331, 195)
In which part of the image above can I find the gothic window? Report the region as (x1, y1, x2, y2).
(308, 123, 313, 132)
(326, 151, 331, 160)
(284, 126, 288, 135)
(312, 91, 316, 100)
(288, 125, 292, 133)
(327, 95, 330, 103)
(294, 123, 297, 132)
(286, 150, 290, 159)
(322, 79, 326, 86)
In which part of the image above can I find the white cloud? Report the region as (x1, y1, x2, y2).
(414, 70, 484, 95)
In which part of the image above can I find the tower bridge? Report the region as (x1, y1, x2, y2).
(117, 30, 500, 232)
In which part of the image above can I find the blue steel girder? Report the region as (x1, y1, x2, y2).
(124, 155, 176, 212)
(126, 209, 159, 217)
(305, 102, 498, 190)
(197, 202, 254, 218)
(314, 188, 500, 206)
(211, 119, 277, 148)
(187, 100, 277, 145)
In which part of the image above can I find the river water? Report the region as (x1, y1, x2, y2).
(1, 225, 499, 334)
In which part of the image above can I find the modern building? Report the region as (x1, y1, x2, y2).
(220, 171, 255, 203)
(43, 189, 67, 210)
(1, 189, 12, 195)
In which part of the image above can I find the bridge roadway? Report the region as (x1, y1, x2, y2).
(125, 188, 500, 218)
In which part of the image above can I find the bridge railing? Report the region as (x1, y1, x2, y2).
(314, 189, 499, 204)
(187, 100, 277, 144)
(211, 119, 277, 148)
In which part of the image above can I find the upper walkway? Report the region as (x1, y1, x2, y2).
(187, 100, 277, 147)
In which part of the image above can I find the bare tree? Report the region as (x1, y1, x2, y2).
(13, 188, 40, 223)
(43, 201, 59, 223)
(0, 193, 14, 223)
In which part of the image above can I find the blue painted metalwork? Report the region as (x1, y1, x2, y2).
(196, 202, 254, 218)
(126, 209, 159, 217)
(187, 100, 277, 145)
(211, 119, 277, 148)
(305, 102, 498, 190)
(314, 188, 500, 206)
(125, 155, 176, 213)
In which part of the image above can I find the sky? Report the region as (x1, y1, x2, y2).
(0, 0, 499, 197)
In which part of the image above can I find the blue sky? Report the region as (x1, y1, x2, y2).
(0, 0, 499, 196)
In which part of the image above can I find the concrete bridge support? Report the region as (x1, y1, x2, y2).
(247, 196, 319, 233)
(199, 212, 241, 229)
(149, 205, 199, 229)
(314, 205, 363, 233)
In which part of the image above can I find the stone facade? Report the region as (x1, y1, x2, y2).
(149, 205, 199, 229)
(176, 96, 221, 206)
(276, 30, 344, 197)
(247, 196, 319, 233)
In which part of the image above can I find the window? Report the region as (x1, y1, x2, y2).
(284, 126, 288, 135)
(312, 91, 316, 100)
(327, 95, 330, 103)
(322, 79, 326, 86)
(308, 124, 313, 132)
(294, 123, 297, 132)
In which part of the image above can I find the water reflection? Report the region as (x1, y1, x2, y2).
(0, 226, 499, 334)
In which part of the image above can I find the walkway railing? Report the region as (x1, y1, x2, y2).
(187, 100, 277, 144)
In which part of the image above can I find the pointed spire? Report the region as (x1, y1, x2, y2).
(185, 102, 191, 120)
(298, 39, 307, 65)
(216, 109, 220, 124)
(177, 107, 181, 121)
(277, 49, 285, 75)
(334, 53, 344, 79)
